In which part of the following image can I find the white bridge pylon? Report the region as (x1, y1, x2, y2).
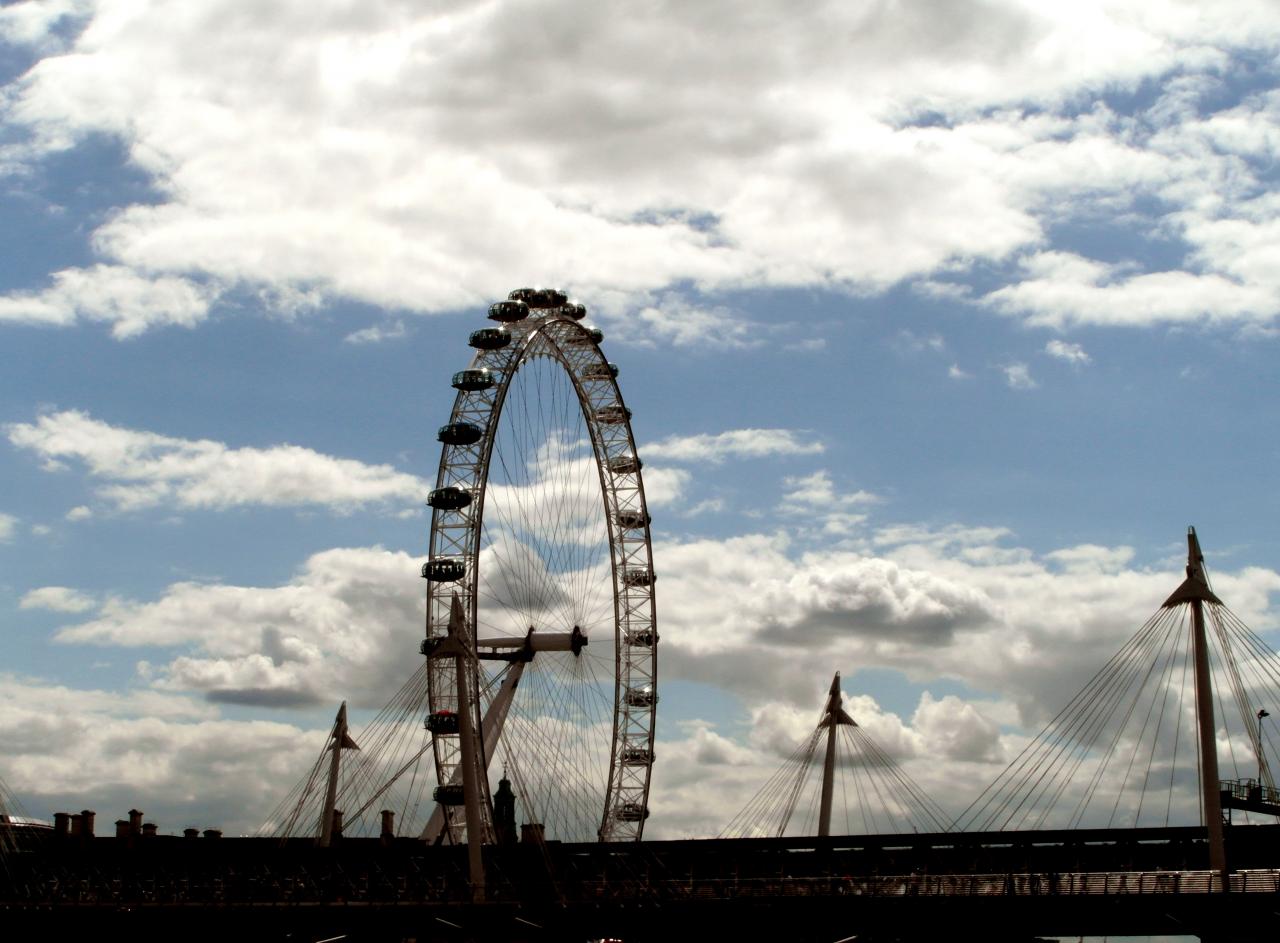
(723, 673, 951, 839)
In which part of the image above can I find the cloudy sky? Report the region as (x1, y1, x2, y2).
(2, 0, 1280, 841)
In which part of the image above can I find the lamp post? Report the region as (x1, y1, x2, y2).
(1258, 708, 1270, 786)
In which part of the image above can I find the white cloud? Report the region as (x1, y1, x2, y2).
(21, 520, 1280, 838)
(344, 319, 406, 344)
(1001, 362, 1037, 389)
(1, 2, 1277, 335)
(779, 470, 879, 535)
(948, 363, 973, 380)
(1045, 338, 1092, 365)
(54, 546, 424, 708)
(20, 586, 97, 613)
(643, 428, 824, 464)
(8, 410, 427, 514)
(984, 251, 1276, 329)
(0, 673, 324, 833)
(892, 330, 945, 354)
(0, 265, 215, 338)
(0, 1, 86, 48)
(64, 505, 92, 521)
(30, 523, 52, 536)
(0, 512, 16, 541)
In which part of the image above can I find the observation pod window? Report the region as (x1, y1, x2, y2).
(437, 422, 484, 446)
(560, 303, 587, 320)
(508, 287, 537, 302)
(452, 369, 494, 392)
(583, 362, 618, 380)
(616, 802, 649, 822)
(488, 300, 529, 323)
(621, 747, 655, 766)
(608, 455, 642, 474)
(433, 784, 465, 806)
(425, 710, 460, 735)
(526, 288, 568, 308)
(428, 487, 471, 510)
(596, 404, 632, 425)
(622, 567, 653, 587)
(422, 559, 466, 582)
(616, 510, 651, 529)
(567, 325, 604, 346)
(625, 686, 657, 708)
(625, 629, 657, 647)
(469, 327, 511, 350)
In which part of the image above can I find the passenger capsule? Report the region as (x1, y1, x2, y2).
(560, 303, 587, 320)
(433, 784, 466, 805)
(622, 567, 653, 588)
(616, 802, 650, 822)
(488, 300, 529, 323)
(596, 404, 631, 425)
(508, 287, 537, 303)
(616, 509, 651, 529)
(608, 455, 642, 475)
(452, 368, 494, 392)
(425, 709, 460, 734)
(419, 637, 444, 657)
(428, 487, 471, 510)
(567, 324, 604, 346)
(620, 747, 655, 766)
(583, 362, 618, 380)
(527, 288, 568, 308)
(437, 422, 484, 446)
(422, 558, 466, 582)
(469, 327, 511, 350)
(625, 686, 656, 708)
(625, 629, 657, 647)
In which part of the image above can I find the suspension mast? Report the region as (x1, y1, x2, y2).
(1162, 526, 1226, 875)
(818, 672, 856, 838)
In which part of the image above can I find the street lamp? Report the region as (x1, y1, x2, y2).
(1257, 708, 1270, 787)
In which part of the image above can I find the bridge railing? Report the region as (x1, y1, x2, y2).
(580, 869, 1280, 902)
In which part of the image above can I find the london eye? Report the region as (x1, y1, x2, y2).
(421, 288, 658, 844)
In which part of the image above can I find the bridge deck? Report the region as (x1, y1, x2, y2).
(3, 825, 1278, 940)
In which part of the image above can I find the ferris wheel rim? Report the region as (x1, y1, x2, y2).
(422, 300, 658, 843)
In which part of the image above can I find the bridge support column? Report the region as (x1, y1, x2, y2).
(1163, 527, 1227, 877)
(818, 673, 856, 838)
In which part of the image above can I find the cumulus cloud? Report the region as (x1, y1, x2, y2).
(0, 265, 215, 338)
(0, 511, 16, 541)
(22, 518, 1280, 837)
(7, 410, 427, 513)
(1045, 338, 1092, 365)
(56, 546, 424, 708)
(0, 673, 324, 833)
(651, 526, 1280, 734)
(1, 2, 1277, 335)
(344, 319, 406, 344)
(1001, 362, 1037, 390)
(779, 470, 879, 535)
(643, 428, 824, 464)
(20, 585, 98, 613)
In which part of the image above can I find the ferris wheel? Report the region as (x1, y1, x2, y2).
(419, 288, 657, 844)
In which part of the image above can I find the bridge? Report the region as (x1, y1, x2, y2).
(3, 290, 1280, 941)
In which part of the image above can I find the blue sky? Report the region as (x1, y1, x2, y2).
(2, 1, 1280, 844)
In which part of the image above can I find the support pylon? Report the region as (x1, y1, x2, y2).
(818, 672, 857, 838)
(1162, 526, 1226, 876)
(317, 702, 359, 848)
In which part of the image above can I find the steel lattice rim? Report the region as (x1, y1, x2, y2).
(421, 293, 657, 843)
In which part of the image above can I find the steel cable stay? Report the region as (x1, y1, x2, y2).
(722, 674, 949, 838)
(967, 607, 1171, 832)
(955, 528, 1280, 839)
